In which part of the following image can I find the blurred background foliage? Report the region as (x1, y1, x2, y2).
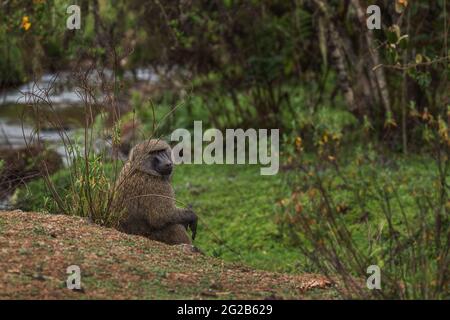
(1, 0, 448, 148)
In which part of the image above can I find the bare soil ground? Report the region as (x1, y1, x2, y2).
(0, 210, 335, 299)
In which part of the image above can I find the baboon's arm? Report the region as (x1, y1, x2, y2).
(147, 207, 198, 240)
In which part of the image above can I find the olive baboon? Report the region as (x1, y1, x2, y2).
(113, 139, 197, 245)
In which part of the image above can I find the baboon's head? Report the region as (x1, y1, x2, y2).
(129, 139, 173, 177)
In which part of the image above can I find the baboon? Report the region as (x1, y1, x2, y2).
(113, 139, 197, 245)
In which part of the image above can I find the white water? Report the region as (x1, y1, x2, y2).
(0, 67, 159, 148)
(0, 68, 159, 106)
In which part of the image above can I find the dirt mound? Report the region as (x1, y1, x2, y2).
(0, 210, 334, 299)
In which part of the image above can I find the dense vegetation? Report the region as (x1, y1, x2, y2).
(1, 0, 449, 299)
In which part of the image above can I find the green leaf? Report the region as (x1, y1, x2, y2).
(415, 54, 423, 64)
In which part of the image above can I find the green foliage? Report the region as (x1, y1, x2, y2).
(13, 167, 70, 213)
(2, 0, 449, 148)
(277, 144, 449, 299)
(13, 154, 123, 227)
(0, 32, 25, 86)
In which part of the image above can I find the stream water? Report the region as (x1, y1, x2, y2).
(0, 72, 87, 149)
(0, 68, 159, 149)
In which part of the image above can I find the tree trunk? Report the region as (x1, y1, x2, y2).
(350, 0, 393, 117)
(312, 0, 358, 112)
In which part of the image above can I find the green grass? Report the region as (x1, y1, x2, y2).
(172, 164, 304, 273)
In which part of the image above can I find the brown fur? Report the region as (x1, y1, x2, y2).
(113, 139, 196, 245)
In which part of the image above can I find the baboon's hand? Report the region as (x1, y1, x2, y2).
(186, 209, 198, 240)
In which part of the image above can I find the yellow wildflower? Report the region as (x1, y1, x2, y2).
(21, 16, 31, 31)
(295, 136, 303, 151)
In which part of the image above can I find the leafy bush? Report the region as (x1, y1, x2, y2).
(13, 155, 123, 227)
(277, 137, 449, 299)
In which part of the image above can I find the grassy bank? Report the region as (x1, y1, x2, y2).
(0, 211, 333, 299)
(14, 151, 447, 280)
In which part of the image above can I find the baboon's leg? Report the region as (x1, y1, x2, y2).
(149, 224, 192, 245)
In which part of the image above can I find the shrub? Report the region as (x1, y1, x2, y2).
(277, 135, 449, 299)
(13, 156, 123, 227)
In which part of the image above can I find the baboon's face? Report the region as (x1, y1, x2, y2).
(140, 148, 173, 177)
(151, 149, 173, 176)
